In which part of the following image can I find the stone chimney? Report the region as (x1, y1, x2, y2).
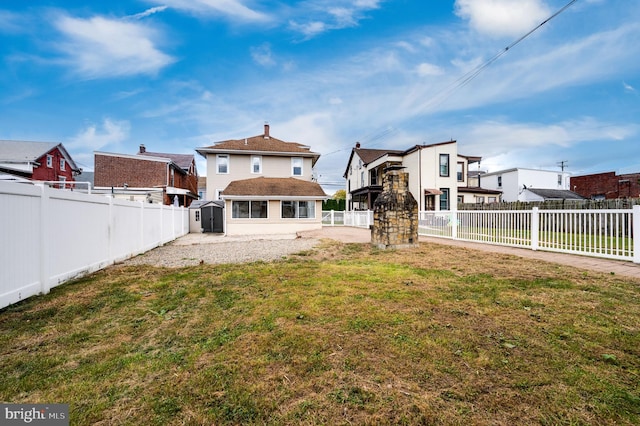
(139, 144, 146, 153)
(371, 166, 419, 250)
(264, 123, 270, 139)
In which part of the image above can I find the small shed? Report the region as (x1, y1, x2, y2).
(189, 200, 224, 233)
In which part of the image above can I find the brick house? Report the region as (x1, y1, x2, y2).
(94, 145, 198, 206)
(571, 171, 640, 200)
(0, 140, 81, 186)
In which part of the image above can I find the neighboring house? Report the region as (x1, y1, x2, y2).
(0, 140, 81, 187)
(481, 168, 570, 202)
(94, 145, 198, 206)
(571, 171, 640, 200)
(196, 124, 327, 235)
(344, 140, 482, 211)
(520, 188, 584, 202)
(197, 176, 207, 201)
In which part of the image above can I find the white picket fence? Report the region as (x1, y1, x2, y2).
(0, 181, 189, 310)
(323, 208, 640, 263)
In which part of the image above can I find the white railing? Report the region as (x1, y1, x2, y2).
(328, 207, 639, 263)
(419, 207, 639, 263)
(0, 181, 189, 310)
(323, 210, 373, 228)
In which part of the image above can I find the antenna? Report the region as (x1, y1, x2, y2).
(557, 160, 568, 172)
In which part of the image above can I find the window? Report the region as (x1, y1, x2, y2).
(232, 200, 267, 218)
(439, 154, 449, 177)
(46, 155, 53, 168)
(281, 200, 315, 219)
(291, 157, 303, 176)
(215, 189, 223, 200)
(170, 168, 175, 186)
(195, 211, 200, 221)
(457, 162, 464, 182)
(476, 196, 485, 204)
(557, 174, 562, 186)
(60, 158, 66, 171)
(370, 168, 379, 186)
(488, 196, 497, 203)
(497, 176, 502, 188)
(360, 171, 364, 187)
(217, 155, 229, 174)
(251, 156, 262, 174)
(439, 188, 449, 210)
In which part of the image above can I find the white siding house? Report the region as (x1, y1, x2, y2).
(481, 168, 570, 202)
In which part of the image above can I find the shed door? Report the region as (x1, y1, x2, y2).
(201, 206, 214, 233)
(212, 207, 223, 233)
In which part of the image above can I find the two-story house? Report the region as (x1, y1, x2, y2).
(0, 140, 81, 187)
(481, 168, 571, 202)
(344, 140, 484, 211)
(196, 124, 328, 235)
(94, 145, 199, 206)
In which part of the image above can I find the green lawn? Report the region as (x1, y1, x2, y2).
(1, 240, 639, 425)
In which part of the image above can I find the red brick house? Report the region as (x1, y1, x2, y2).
(94, 145, 198, 206)
(571, 171, 640, 200)
(0, 140, 81, 186)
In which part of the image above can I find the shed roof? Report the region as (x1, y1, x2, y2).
(525, 188, 584, 200)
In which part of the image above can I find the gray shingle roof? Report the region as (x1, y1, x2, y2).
(0, 140, 58, 162)
(526, 188, 584, 200)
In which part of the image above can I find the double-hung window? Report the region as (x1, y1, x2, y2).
(60, 158, 66, 171)
(46, 155, 53, 168)
(281, 200, 315, 219)
(217, 154, 229, 174)
(457, 162, 464, 182)
(439, 188, 450, 210)
(439, 154, 450, 177)
(291, 157, 303, 176)
(251, 156, 262, 174)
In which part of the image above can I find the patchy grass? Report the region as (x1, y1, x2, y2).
(1, 240, 639, 425)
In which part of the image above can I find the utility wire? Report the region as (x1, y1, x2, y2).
(422, 0, 579, 111)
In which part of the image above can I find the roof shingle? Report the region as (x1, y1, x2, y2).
(223, 177, 327, 197)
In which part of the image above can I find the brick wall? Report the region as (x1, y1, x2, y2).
(94, 154, 167, 188)
(571, 172, 640, 199)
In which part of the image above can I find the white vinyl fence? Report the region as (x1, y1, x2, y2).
(324, 208, 640, 263)
(0, 181, 189, 310)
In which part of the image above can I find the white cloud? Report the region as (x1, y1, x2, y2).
(250, 43, 276, 67)
(0, 10, 24, 33)
(416, 62, 444, 77)
(147, 0, 269, 22)
(288, 0, 383, 39)
(126, 6, 169, 20)
(623, 81, 636, 93)
(53, 14, 174, 78)
(454, 0, 551, 38)
(68, 118, 130, 151)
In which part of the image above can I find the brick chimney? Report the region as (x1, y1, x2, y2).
(355, 142, 361, 149)
(264, 123, 270, 139)
(139, 144, 146, 153)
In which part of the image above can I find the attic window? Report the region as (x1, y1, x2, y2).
(46, 155, 53, 168)
(60, 158, 66, 171)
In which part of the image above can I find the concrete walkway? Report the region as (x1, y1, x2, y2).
(301, 227, 640, 280)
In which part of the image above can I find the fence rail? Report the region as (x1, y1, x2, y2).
(1, 182, 189, 310)
(324, 208, 640, 263)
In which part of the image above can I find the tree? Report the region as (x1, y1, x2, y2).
(333, 189, 346, 200)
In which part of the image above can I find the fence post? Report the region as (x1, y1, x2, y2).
(331, 210, 335, 226)
(633, 205, 640, 264)
(451, 209, 458, 240)
(531, 207, 539, 251)
(39, 184, 50, 295)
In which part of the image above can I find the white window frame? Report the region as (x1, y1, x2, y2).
(251, 155, 262, 174)
(195, 211, 200, 221)
(216, 154, 229, 174)
(281, 200, 315, 219)
(60, 158, 66, 171)
(231, 200, 268, 219)
(46, 155, 53, 168)
(291, 157, 303, 176)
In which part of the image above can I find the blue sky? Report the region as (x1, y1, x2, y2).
(1, 0, 639, 193)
